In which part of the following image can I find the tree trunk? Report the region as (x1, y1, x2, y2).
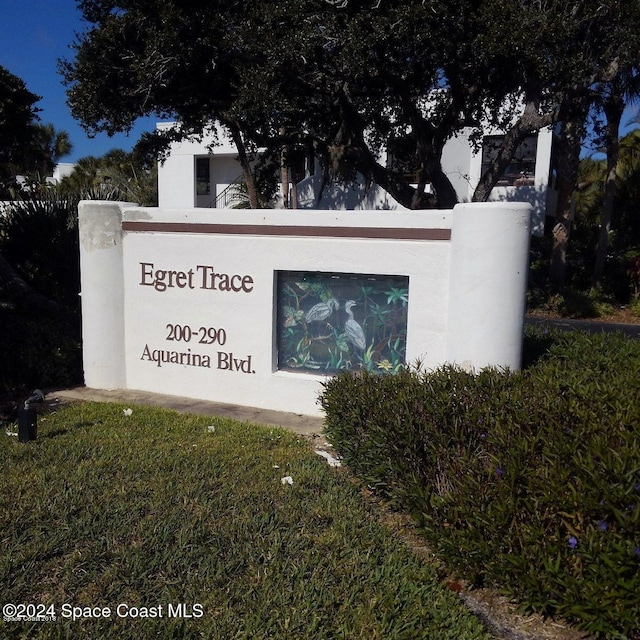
(593, 92, 624, 289)
(427, 163, 458, 209)
(549, 116, 586, 291)
(280, 129, 290, 209)
(371, 159, 437, 209)
(280, 161, 289, 209)
(472, 126, 525, 202)
(335, 86, 454, 209)
(225, 120, 260, 209)
(342, 141, 454, 209)
(472, 96, 555, 203)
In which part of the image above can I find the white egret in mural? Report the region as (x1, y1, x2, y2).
(344, 300, 366, 350)
(305, 297, 339, 323)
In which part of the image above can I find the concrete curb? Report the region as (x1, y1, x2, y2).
(48, 386, 326, 436)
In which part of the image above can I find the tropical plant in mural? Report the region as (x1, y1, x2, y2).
(277, 272, 408, 374)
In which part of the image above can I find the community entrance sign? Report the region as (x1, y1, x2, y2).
(78, 202, 531, 417)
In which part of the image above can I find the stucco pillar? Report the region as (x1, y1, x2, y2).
(446, 202, 532, 371)
(78, 201, 131, 388)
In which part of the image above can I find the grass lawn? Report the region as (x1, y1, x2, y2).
(0, 402, 491, 640)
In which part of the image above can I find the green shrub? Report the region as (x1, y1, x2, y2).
(320, 330, 640, 639)
(0, 307, 82, 395)
(528, 287, 617, 319)
(0, 190, 80, 307)
(0, 190, 83, 395)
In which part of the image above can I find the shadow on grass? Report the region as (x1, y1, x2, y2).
(37, 428, 71, 439)
(35, 420, 100, 440)
(522, 326, 561, 369)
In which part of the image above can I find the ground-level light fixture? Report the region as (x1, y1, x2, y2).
(18, 389, 44, 442)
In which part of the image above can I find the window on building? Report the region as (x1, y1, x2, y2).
(481, 135, 537, 186)
(195, 157, 210, 196)
(387, 136, 421, 184)
(284, 143, 315, 184)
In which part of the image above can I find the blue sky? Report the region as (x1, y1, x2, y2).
(0, 0, 158, 162)
(0, 1, 637, 165)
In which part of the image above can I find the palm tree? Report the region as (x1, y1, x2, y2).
(29, 123, 73, 178)
(59, 150, 158, 206)
(592, 71, 640, 289)
(610, 129, 640, 257)
(575, 157, 606, 209)
(616, 128, 640, 179)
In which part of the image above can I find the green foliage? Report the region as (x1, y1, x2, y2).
(27, 123, 73, 178)
(0, 190, 83, 394)
(0, 66, 74, 197)
(0, 308, 81, 395)
(529, 133, 640, 311)
(63, 1, 640, 209)
(548, 129, 640, 304)
(0, 403, 491, 639)
(0, 65, 42, 197)
(59, 148, 158, 206)
(528, 287, 616, 319)
(0, 190, 80, 307)
(321, 329, 640, 638)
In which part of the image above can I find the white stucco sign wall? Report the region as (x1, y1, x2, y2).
(79, 202, 531, 417)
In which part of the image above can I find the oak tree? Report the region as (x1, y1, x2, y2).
(62, 0, 640, 216)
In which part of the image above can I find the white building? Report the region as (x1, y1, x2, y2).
(51, 162, 76, 184)
(157, 121, 557, 235)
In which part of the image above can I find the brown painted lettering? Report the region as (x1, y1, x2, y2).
(217, 273, 231, 291)
(143, 263, 253, 293)
(241, 275, 254, 293)
(140, 262, 155, 286)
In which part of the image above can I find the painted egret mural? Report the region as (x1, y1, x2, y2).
(305, 297, 340, 323)
(277, 271, 409, 373)
(344, 300, 366, 350)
